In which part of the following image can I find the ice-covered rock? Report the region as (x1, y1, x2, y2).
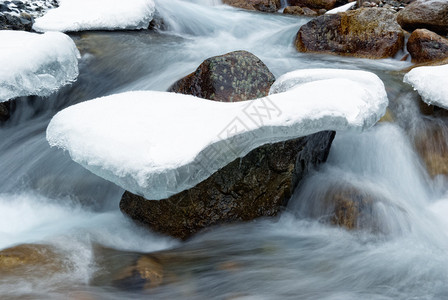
(404, 64, 448, 109)
(33, 0, 156, 32)
(0, 31, 80, 102)
(46, 69, 388, 200)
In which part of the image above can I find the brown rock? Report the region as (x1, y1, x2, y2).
(169, 50, 275, 102)
(407, 29, 448, 63)
(120, 131, 335, 240)
(325, 187, 374, 230)
(414, 120, 448, 177)
(288, 0, 337, 10)
(283, 6, 318, 16)
(397, 0, 448, 35)
(303, 7, 319, 16)
(222, 0, 281, 12)
(295, 8, 405, 59)
(0, 102, 9, 123)
(0, 244, 65, 275)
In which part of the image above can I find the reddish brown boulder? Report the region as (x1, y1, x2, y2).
(222, 0, 281, 13)
(397, 0, 448, 35)
(288, 0, 337, 10)
(169, 50, 275, 102)
(295, 8, 405, 59)
(407, 29, 448, 63)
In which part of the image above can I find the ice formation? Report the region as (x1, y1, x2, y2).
(403, 64, 448, 109)
(33, 0, 156, 32)
(47, 69, 388, 200)
(0, 31, 80, 102)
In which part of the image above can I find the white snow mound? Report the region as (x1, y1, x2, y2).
(33, 0, 156, 32)
(403, 64, 448, 109)
(0, 31, 80, 102)
(325, 2, 356, 14)
(47, 69, 388, 200)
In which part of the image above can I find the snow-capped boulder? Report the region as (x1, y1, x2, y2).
(0, 31, 80, 102)
(295, 8, 405, 59)
(47, 69, 388, 202)
(404, 64, 448, 110)
(169, 50, 275, 102)
(33, 0, 155, 32)
(125, 53, 334, 239)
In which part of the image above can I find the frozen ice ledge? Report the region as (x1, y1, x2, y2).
(46, 69, 388, 200)
(0, 31, 80, 102)
(404, 64, 448, 110)
(33, 0, 156, 32)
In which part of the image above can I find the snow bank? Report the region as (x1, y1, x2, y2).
(0, 31, 80, 102)
(403, 64, 448, 109)
(33, 0, 155, 32)
(47, 69, 388, 200)
(325, 2, 356, 14)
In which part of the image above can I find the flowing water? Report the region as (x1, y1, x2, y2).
(2, 1, 448, 299)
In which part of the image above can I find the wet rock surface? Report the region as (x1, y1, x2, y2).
(414, 120, 448, 177)
(397, 0, 448, 35)
(0, 102, 11, 123)
(121, 50, 336, 240)
(283, 6, 320, 16)
(222, 0, 281, 13)
(325, 186, 375, 230)
(169, 50, 275, 102)
(0, 243, 66, 275)
(407, 29, 448, 64)
(295, 8, 405, 58)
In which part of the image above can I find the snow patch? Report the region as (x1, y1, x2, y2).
(33, 0, 155, 32)
(46, 69, 388, 200)
(403, 64, 448, 109)
(325, 2, 356, 14)
(0, 31, 80, 102)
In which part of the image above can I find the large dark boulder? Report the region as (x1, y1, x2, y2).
(397, 0, 448, 35)
(295, 8, 405, 59)
(169, 50, 275, 102)
(120, 131, 335, 240)
(222, 0, 281, 13)
(407, 29, 448, 63)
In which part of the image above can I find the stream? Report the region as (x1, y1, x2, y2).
(1, 0, 448, 299)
